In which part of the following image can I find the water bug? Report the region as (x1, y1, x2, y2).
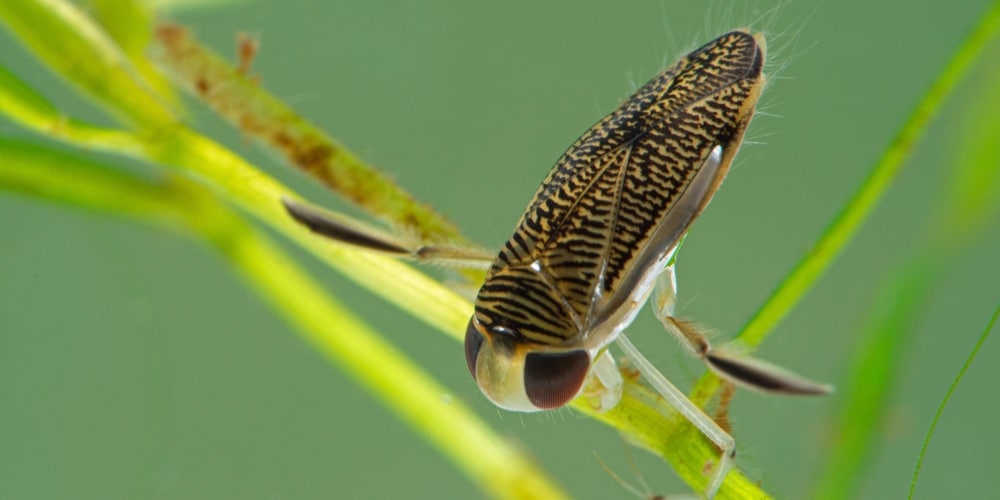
(283, 29, 830, 498)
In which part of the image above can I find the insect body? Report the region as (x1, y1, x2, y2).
(467, 30, 779, 411)
(284, 29, 829, 498)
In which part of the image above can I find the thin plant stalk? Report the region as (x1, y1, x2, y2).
(690, 0, 1000, 407)
(2, 0, 998, 496)
(0, 1, 770, 496)
(0, 138, 569, 500)
(908, 303, 1000, 498)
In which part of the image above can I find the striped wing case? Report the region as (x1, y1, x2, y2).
(474, 31, 765, 346)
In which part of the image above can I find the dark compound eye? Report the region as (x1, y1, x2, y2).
(464, 318, 484, 381)
(523, 349, 591, 410)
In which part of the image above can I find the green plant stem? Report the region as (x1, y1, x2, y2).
(0, 59, 770, 500)
(215, 201, 566, 500)
(0, 0, 176, 130)
(811, 254, 941, 499)
(690, 0, 1000, 406)
(0, 65, 146, 154)
(737, 0, 1000, 348)
(0, 63, 474, 347)
(811, 22, 1000, 497)
(86, 0, 180, 109)
(0, 0, 474, 339)
(150, 22, 470, 246)
(153, 127, 479, 340)
(573, 382, 770, 499)
(908, 302, 1000, 499)
(20, 0, 996, 494)
(0, 138, 570, 500)
(0, 138, 181, 219)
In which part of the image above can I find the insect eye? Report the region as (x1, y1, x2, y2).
(523, 349, 591, 409)
(464, 319, 485, 381)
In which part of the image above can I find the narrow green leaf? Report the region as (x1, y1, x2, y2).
(0, 106, 772, 495)
(908, 302, 1000, 498)
(811, 256, 941, 499)
(0, 138, 571, 500)
(937, 45, 1000, 240)
(0, 6, 797, 494)
(735, 0, 1000, 349)
(0, 63, 143, 153)
(0, 0, 176, 129)
(811, 8, 1000, 497)
(0, 137, 174, 218)
(573, 382, 771, 499)
(691, 0, 1000, 407)
(85, 0, 182, 109)
(149, 23, 471, 246)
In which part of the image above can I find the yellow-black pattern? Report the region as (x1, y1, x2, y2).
(474, 30, 765, 346)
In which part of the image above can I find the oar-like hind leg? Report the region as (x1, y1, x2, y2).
(611, 263, 832, 497)
(653, 264, 832, 395)
(281, 196, 495, 269)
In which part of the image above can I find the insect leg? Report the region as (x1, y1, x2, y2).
(653, 263, 680, 319)
(281, 196, 495, 269)
(616, 334, 734, 499)
(652, 269, 832, 395)
(583, 350, 623, 412)
(593, 448, 663, 500)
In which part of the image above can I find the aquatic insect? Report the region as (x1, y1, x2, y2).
(283, 29, 829, 498)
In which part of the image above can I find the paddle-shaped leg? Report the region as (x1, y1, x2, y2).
(653, 265, 832, 395)
(282, 196, 495, 268)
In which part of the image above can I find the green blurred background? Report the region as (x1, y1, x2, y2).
(2, 0, 999, 498)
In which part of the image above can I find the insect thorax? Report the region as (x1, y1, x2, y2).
(473, 264, 583, 347)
